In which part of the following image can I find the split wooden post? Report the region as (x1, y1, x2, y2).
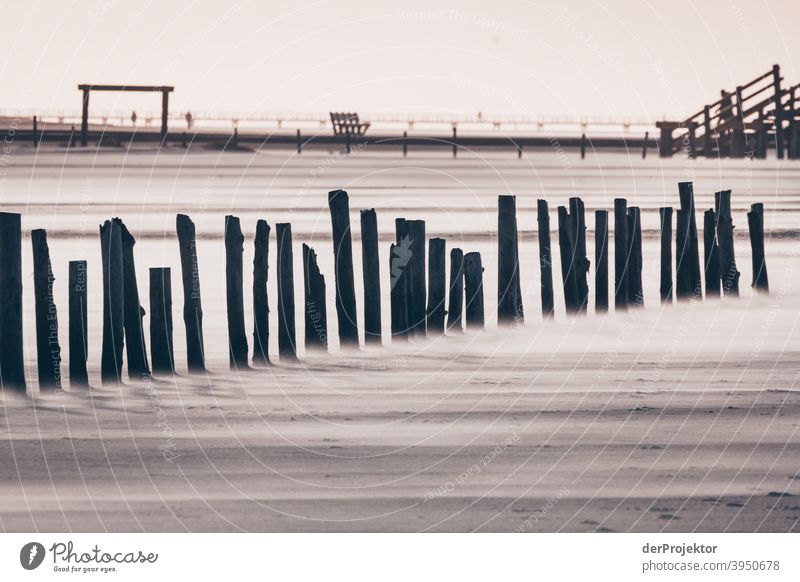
(558, 206, 579, 314)
(303, 244, 328, 351)
(408, 219, 427, 338)
(99, 219, 124, 384)
(446, 248, 464, 332)
(328, 190, 359, 348)
(594, 210, 609, 313)
(31, 229, 61, 390)
(360, 209, 382, 345)
(252, 219, 271, 366)
(614, 198, 629, 311)
(149, 267, 174, 374)
(176, 214, 206, 372)
(747, 203, 769, 294)
(225, 215, 249, 368)
(537, 200, 554, 319)
(715, 190, 740, 296)
(119, 219, 150, 379)
(569, 197, 589, 313)
(426, 238, 447, 334)
(389, 242, 409, 341)
(68, 260, 89, 387)
(703, 209, 721, 298)
(626, 207, 643, 307)
(497, 195, 523, 325)
(659, 207, 673, 303)
(678, 182, 703, 298)
(276, 223, 297, 360)
(464, 252, 485, 330)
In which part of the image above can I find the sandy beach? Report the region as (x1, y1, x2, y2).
(1, 145, 799, 532)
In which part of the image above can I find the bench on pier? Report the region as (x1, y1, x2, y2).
(329, 112, 370, 136)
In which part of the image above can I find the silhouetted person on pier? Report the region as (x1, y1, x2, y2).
(131, 111, 138, 126)
(186, 111, 193, 129)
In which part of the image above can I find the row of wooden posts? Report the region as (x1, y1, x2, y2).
(0, 183, 769, 392)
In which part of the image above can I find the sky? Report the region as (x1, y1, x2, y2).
(1, 0, 798, 120)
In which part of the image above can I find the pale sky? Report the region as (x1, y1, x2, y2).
(2, 0, 798, 119)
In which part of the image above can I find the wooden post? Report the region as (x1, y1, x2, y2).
(80, 88, 89, 147)
(0, 213, 25, 391)
(464, 252, 484, 329)
(68, 260, 89, 387)
(160, 89, 169, 143)
(675, 209, 690, 301)
(149, 267, 174, 374)
(118, 219, 150, 379)
(659, 207, 673, 303)
(452, 126, 457, 158)
(642, 131, 649, 159)
(303, 244, 328, 351)
(747, 203, 769, 294)
(225, 215, 249, 368)
(580, 133, 586, 159)
(537, 200, 554, 319)
(626, 207, 643, 308)
(328, 190, 359, 348)
(99, 219, 124, 384)
(32, 116, 39, 147)
(390, 242, 409, 341)
(276, 223, 297, 360)
(408, 219, 427, 337)
(594, 210, 609, 313)
(613, 198, 628, 310)
(678, 182, 703, 298)
(703, 105, 712, 155)
(703, 209, 721, 298)
(31, 229, 61, 390)
(557, 206, 579, 314)
(569, 197, 589, 313)
(296, 129, 302, 154)
(360, 209, 382, 345)
(252, 219, 271, 366)
(497, 195, 523, 325)
(715, 190, 740, 296)
(773, 64, 784, 160)
(176, 214, 205, 372)
(403, 130, 408, 157)
(446, 248, 464, 332)
(427, 238, 446, 334)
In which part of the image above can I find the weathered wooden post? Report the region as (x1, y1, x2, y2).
(252, 219, 271, 366)
(537, 200, 554, 319)
(642, 131, 649, 159)
(33, 116, 39, 147)
(558, 206, 579, 314)
(0, 213, 25, 391)
(580, 133, 587, 159)
(99, 219, 124, 384)
(614, 198, 628, 310)
(675, 209, 690, 301)
(328, 190, 359, 348)
(276, 223, 297, 360)
(408, 220, 427, 337)
(390, 242, 409, 341)
(464, 252, 484, 329)
(149, 267, 174, 374)
(360, 209, 382, 345)
(118, 220, 150, 379)
(703, 209, 721, 298)
(594, 210, 609, 313)
(303, 244, 328, 351)
(626, 207, 643, 307)
(497, 195, 523, 325)
(176, 214, 205, 372)
(394, 218, 413, 340)
(403, 130, 408, 157)
(225, 215, 249, 368)
(569, 197, 589, 313)
(678, 182, 703, 298)
(68, 260, 89, 387)
(659, 207, 673, 303)
(452, 126, 457, 158)
(446, 248, 464, 332)
(715, 190, 740, 296)
(748, 203, 769, 294)
(427, 238, 446, 334)
(773, 64, 785, 160)
(31, 229, 61, 390)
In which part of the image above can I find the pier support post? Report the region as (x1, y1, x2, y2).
(225, 215, 249, 368)
(149, 267, 175, 374)
(747, 203, 769, 294)
(68, 260, 89, 387)
(176, 214, 206, 372)
(537, 200, 554, 319)
(360, 209, 382, 345)
(32, 229, 61, 390)
(464, 252, 484, 330)
(328, 190, 359, 348)
(498, 195, 523, 325)
(276, 223, 297, 359)
(253, 219, 271, 366)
